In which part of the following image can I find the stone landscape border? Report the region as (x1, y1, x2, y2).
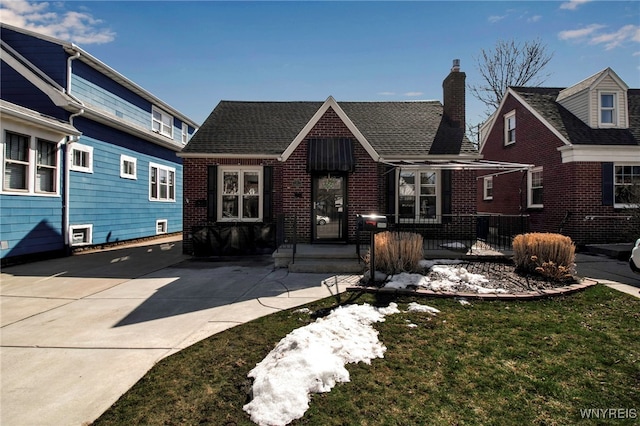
(345, 278, 599, 301)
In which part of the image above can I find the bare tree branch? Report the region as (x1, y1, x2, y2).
(469, 38, 554, 117)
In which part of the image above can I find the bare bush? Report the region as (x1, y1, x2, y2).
(367, 232, 423, 275)
(513, 233, 576, 280)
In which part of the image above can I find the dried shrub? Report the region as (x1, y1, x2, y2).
(513, 233, 576, 281)
(366, 231, 423, 275)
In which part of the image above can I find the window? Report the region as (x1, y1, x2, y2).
(528, 166, 543, 208)
(218, 166, 262, 221)
(398, 169, 440, 221)
(36, 139, 57, 193)
(120, 155, 137, 179)
(4, 131, 29, 191)
(69, 224, 92, 246)
(156, 219, 168, 234)
(3, 131, 58, 194)
(504, 111, 516, 145)
(70, 144, 93, 173)
(614, 164, 640, 206)
(599, 93, 616, 126)
(149, 163, 175, 202)
(483, 176, 493, 200)
(152, 107, 173, 138)
(181, 122, 188, 144)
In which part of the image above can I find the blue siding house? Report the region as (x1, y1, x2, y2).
(1, 23, 199, 264)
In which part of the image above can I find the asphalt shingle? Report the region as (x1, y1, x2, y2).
(182, 100, 476, 158)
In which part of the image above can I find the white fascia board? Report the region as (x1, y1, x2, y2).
(557, 145, 640, 163)
(509, 89, 573, 146)
(478, 90, 513, 153)
(1, 44, 82, 111)
(380, 153, 482, 162)
(81, 108, 185, 152)
(177, 152, 280, 159)
(592, 67, 629, 91)
(279, 96, 380, 162)
(63, 45, 199, 128)
(0, 100, 81, 136)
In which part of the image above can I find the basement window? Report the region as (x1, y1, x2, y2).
(70, 224, 92, 246)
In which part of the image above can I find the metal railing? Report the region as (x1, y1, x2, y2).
(356, 214, 529, 257)
(275, 213, 297, 262)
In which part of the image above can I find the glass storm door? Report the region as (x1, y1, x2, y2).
(312, 174, 347, 242)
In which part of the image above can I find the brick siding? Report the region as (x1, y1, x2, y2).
(478, 94, 636, 245)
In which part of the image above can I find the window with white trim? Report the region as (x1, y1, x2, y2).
(120, 155, 137, 179)
(156, 219, 168, 234)
(69, 224, 92, 246)
(181, 122, 188, 144)
(4, 131, 29, 191)
(483, 176, 493, 200)
(614, 164, 640, 206)
(70, 144, 93, 173)
(504, 111, 516, 145)
(398, 169, 440, 221)
(219, 166, 262, 221)
(528, 166, 543, 208)
(3, 131, 58, 194)
(152, 107, 173, 138)
(149, 163, 175, 202)
(599, 93, 616, 126)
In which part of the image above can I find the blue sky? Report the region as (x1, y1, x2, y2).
(1, 0, 639, 127)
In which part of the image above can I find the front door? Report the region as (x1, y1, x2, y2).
(312, 173, 347, 242)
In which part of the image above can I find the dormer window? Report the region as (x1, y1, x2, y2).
(599, 93, 616, 126)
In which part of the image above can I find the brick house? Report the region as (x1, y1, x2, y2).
(180, 60, 519, 256)
(477, 67, 640, 246)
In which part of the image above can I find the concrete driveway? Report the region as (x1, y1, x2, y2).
(1, 236, 350, 426)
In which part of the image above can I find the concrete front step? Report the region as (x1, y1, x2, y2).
(287, 259, 366, 274)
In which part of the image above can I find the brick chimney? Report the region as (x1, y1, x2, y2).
(442, 59, 466, 129)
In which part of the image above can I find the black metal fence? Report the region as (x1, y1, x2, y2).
(356, 214, 529, 258)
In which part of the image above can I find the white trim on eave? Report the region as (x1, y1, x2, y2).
(480, 88, 573, 152)
(279, 96, 380, 162)
(177, 153, 281, 159)
(1, 43, 82, 111)
(557, 145, 640, 163)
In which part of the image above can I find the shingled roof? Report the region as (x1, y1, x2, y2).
(181, 99, 477, 158)
(511, 87, 640, 146)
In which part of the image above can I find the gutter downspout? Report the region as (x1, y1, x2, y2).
(63, 49, 84, 255)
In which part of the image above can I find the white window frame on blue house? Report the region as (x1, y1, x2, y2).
(2, 128, 60, 196)
(181, 122, 188, 144)
(152, 106, 173, 138)
(156, 219, 168, 234)
(70, 143, 93, 173)
(120, 154, 137, 180)
(69, 224, 92, 246)
(149, 162, 175, 202)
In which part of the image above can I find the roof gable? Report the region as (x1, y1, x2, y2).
(281, 96, 379, 161)
(556, 67, 628, 102)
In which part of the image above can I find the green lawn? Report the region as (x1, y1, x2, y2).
(93, 285, 639, 426)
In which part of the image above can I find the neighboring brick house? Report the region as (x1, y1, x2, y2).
(477, 67, 640, 246)
(180, 60, 503, 255)
(1, 23, 198, 264)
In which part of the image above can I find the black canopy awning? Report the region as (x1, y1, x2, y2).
(307, 138, 355, 173)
